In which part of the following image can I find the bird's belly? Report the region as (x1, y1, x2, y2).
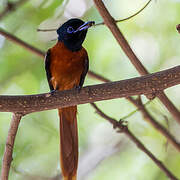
(50, 56, 84, 91)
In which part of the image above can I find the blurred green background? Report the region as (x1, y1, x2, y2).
(0, 0, 180, 179)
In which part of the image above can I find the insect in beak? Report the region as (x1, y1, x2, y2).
(74, 21, 95, 33)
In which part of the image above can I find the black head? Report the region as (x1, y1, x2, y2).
(57, 18, 94, 51)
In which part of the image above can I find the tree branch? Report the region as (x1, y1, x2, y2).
(0, 113, 24, 180)
(0, 65, 179, 113)
(93, 0, 180, 124)
(91, 103, 178, 180)
(93, 0, 148, 74)
(0, 28, 45, 57)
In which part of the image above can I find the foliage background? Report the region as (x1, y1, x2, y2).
(0, 0, 180, 179)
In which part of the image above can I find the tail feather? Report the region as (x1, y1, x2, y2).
(59, 106, 78, 180)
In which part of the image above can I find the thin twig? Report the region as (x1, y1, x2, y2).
(37, 0, 152, 32)
(121, 99, 151, 120)
(93, 0, 180, 124)
(0, 113, 24, 180)
(37, 28, 57, 32)
(91, 103, 178, 180)
(0, 0, 28, 20)
(95, 0, 152, 26)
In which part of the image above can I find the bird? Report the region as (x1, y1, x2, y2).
(45, 18, 94, 180)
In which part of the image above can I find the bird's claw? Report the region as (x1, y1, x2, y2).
(75, 85, 82, 93)
(50, 89, 57, 95)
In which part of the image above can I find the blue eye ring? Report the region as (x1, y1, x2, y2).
(67, 26, 74, 33)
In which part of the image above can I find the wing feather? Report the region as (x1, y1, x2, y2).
(45, 49, 54, 91)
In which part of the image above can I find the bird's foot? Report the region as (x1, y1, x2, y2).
(50, 89, 58, 95)
(74, 85, 82, 93)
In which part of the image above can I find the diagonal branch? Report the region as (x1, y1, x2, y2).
(93, 0, 148, 74)
(93, 0, 152, 26)
(0, 113, 24, 180)
(0, 65, 179, 113)
(0, 28, 45, 57)
(93, 0, 180, 124)
(91, 103, 178, 180)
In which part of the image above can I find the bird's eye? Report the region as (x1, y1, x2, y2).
(67, 26, 74, 33)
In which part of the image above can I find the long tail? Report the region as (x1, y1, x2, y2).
(58, 106, 78, 180)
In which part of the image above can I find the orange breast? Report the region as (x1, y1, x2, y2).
(50, 42, 87, 91)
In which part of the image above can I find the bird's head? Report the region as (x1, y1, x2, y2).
(57, 18, 94, 51)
